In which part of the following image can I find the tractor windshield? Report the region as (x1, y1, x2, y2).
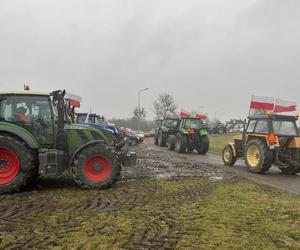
(183, 119, 203, 129)
(272, 120, 298, 136)
(0, 94, 54, 145)
(163, 119, 178, 128)
(95, 116, 104, 125)
(76, 114, 88, 123)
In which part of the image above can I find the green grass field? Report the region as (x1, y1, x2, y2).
(208, 133, 237, 155)
(0, 178, 299, 249)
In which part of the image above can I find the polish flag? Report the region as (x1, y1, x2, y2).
(274, 99, 297, 113)
(180, 111, 190, 117)
(195, 114, 208, 119)
(65, 92, 82, 108)
(250, 95, 275, 110)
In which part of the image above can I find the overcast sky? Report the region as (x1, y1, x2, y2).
(0, 0, 299, 121)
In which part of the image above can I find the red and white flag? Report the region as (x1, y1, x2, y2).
(180, 110, 190, 117)
(195, 114, 208, 119)
(65, 92, 82, 108)
(274, 99, 297, 113)
(250, 95, 275, 110)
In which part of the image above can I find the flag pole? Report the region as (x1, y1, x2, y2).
(249, 95, 253, 117)
(273, 98, 277, 113)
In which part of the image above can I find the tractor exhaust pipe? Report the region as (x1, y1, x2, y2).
(50, 90, 68, 150)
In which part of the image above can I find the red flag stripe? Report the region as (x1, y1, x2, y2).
(195, 114, 208, 119)
(180, 112, 190, 117)
(250, 101, 274, 110)
(274, 105, 297, 113)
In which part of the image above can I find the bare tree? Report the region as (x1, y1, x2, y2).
(153, 93, 177, 120)
(133, 107, 146, 119)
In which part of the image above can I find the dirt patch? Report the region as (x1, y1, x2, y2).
(120, 139, 235, 183)
(3, 139, 298, 249)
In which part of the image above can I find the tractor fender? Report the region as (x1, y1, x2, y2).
(0, 127, 39, 149)
(228, 142, 237, 157)
(69, 139, 107, 166)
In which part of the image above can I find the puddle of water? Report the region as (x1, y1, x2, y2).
(209, 176, 224, 181)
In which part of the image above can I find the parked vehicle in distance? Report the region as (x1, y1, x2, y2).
(168, 115, 209, 154)
(154, 117, 181, 146)
(228, 123, 245, 133)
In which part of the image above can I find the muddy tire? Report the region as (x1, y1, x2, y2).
(154, 133, 158, 145)
(0, 134, 36, 194)
(72, 144, 121, 189)
(158, 131, 167, 147)
(197, 135, 209, 154)
(167, 135, 176, 151)
(244, 139, 272, 173)
(279, 165, 300, 175)
(222, 145, 236, 166)
(175, 133, 187, 153)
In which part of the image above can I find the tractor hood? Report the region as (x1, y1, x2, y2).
(65, 123, 113, 154)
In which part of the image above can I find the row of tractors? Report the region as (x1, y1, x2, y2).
(153, 112, 300, 175)
(0, 89, 137, 194)
(154, 115, 209, 154)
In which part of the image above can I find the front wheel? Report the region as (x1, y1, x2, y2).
(72, 144, 121, 189)
(197, 135, 209, 154)
(222, 145, 236, 166)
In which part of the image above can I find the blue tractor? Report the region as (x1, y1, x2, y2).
(76, 113, 121, 141)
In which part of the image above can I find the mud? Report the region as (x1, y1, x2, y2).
(0, 138, 240, 249)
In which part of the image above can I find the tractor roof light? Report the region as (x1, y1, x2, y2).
(266, 111, 273, 117)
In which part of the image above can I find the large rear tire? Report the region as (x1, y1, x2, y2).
(167, 135, 176, 151)
(175, 133, 187, 153)
(197, 135, 209, 154)
(72, 144, 121, 189)
(222, 145, 236, 166)
(0, 134, 36, 194)
(154, 133, 158, 145)
(158, 131, 167, 147)
(244, 139, 272, 173)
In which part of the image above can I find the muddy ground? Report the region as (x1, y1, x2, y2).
(0, 138, 299, 249)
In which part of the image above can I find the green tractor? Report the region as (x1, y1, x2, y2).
(0, 90, 135, 194)
(154, 117, 180, 147)
(168, 116, 209, 154)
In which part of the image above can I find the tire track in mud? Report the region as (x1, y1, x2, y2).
(0, 140, 233, 249)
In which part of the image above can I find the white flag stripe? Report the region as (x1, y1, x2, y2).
(275, 98, 297, 107)
(65, 92, 82, 102)
(252, 95, 275, 104)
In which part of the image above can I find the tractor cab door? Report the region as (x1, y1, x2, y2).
(0, 95, 55, 146)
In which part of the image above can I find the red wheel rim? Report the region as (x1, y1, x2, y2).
(0, 147, 20, 185)
(83, 156, 112, 183)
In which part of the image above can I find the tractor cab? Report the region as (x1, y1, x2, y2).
(154, 117, 180, 146)
(0, 91, 56, 146)
(161, 118, 181, 133)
